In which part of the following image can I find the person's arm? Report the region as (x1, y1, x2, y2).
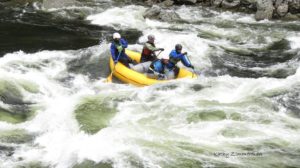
(110, 43, 117, 61)
(145, 43, 160, 52)
(181, 55, 193, 67)
(120, 38, 128, 49)
(170, 50, 185, 60)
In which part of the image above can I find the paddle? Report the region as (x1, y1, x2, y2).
(106, 51, 122, 83)
(185, 54, 197, 79)
(156, 50, 163, 57)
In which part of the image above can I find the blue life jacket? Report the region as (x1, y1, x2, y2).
(167, 50, 192, 69)
(148, 59, 165, 74)
(110, 38, 129, 61)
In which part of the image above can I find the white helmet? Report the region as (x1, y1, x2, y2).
(113, 32, 121, 39)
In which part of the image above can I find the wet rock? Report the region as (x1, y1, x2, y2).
(145, 0, 166, 6)
(142, 0, 299, 20)
(145, 0, 154, 6)
(213, 0, 224, 7)
(42, 0, 76, 9)
(176, 0, 198, 4)
(255, 0, 274, 20)
(240, 0, 257, 5)
(143, 5, 181, 21)
(143, 5, 161, 19)
(276, 3, 289, 16)
(145, 0, 200, 6)
(240, 0, 257, 11)
(159, 10, 181, 21)
(274, 0, 289, 17)
(160, 0, 174, 7)
(0, 0, 41, 7)
(275, 0, 284, 7)
(283, 12, 299, 20)
(222, 0, 241, 8)
(288, 0, 300, 14)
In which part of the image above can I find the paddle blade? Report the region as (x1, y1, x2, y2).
(106, 73, 113, 83)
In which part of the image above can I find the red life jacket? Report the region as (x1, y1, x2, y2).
(142, 42, 155, 57)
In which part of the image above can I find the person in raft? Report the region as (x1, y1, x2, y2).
(146, 58, 169, 80)
(140, 34, 164, 63)
(110, 32, 134, 67)
(165, 44, 194, 79)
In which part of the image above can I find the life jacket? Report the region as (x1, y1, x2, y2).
(169, 55, 181, 65)
(148, 59, 164, 74)
(142, 42, 155, 57)
(113, 41, 121, 51)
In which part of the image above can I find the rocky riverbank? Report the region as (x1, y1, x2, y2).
(142, 0, 300, 21)
(1, 0, 299, 21)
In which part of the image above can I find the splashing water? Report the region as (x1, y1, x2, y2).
(0, 1, 300, 168)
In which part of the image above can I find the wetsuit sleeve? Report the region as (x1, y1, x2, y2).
(120, 38, 128, 48)
(169, 50, 183, 59)
(145, 42, 160, 51)
(181, 55, 192, 67)
(110, 43, 117, 61)
(169, 50, 192, 67)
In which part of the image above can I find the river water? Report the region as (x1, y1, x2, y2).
(0, 0, 300, 168)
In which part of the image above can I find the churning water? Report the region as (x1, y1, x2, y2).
(0, 0, 300, 167)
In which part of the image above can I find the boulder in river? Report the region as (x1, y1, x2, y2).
(43, 0, 76, 9)
(143, 5, 181, 21)
(175, 0, 198, 4)
(288, 0, 300, 14)
(222, 0, 241, 9)
(255, 0, 274, 20)
(141, 0, 300, 20)
(213, 0, 224, 7)
(276, 2, 289, 17)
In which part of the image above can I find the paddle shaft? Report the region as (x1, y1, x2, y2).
(185, 54, 197, 78)
(107, 50, 122, 82)
(156, 50, 163, 57)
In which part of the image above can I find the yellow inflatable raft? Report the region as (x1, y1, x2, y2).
(109, 50, 196, 86)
